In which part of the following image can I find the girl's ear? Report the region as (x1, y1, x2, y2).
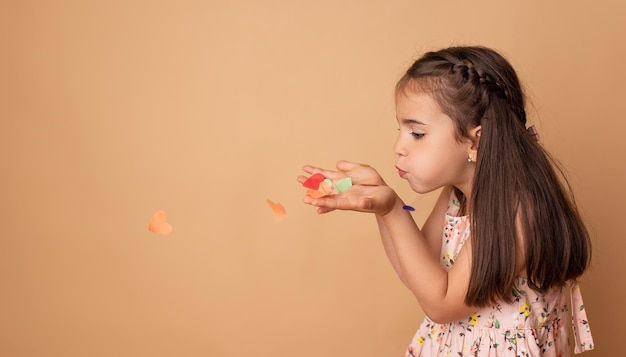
(468, 125, 481, 160)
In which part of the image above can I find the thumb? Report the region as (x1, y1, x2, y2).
(357, 197, 373, 210)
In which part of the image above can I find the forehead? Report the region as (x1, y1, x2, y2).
(395, 90, 445, 119)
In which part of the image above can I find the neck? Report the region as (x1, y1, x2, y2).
(454, 182, 473, 216)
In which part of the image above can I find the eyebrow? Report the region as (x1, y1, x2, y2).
(398, 118, 427, 125)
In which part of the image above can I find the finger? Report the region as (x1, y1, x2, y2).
(302, 164, 336, 174)
(337, 160, 377, 176)
(317, 207, 336, 214)
(302, 196, 336, 214)
(335, 160, 385, 186)
(336, 160, 359, 171)
(303, 195, 334, 207)
(337, 160, 375, 171)
(301, 165, 320, 174)
(301, 165, 345, 181)
(306, 196, 342, 211)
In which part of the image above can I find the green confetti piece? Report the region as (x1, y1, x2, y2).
(335, 177, 352, 192)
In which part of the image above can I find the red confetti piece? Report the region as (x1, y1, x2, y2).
(302, 173, 326, 190)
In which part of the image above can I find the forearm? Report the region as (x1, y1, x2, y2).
(377, 198, 473, 322)
(376, 213, 408, 287)
(379, 199, 446, 298)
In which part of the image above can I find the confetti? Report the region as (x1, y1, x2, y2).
(148, 210, 173, 235)
(302, 173, 326, 190)
(306, 189, 326, 199)
(359, 163, 370, 167)
(335, 177, 352, 192)
(319, 180, 333, 194)
(307, 180, 333, 198)
(266, 199, 286, 221)
(402, 205, 415, 211)
(303, 174, 353, 198)
(303, 172, 340, 198)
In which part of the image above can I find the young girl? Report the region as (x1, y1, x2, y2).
(299, 46, 594, 356)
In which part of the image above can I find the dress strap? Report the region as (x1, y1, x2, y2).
(570, 282, 594, 353)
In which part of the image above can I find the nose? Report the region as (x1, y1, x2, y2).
(393, 136, 407, 157)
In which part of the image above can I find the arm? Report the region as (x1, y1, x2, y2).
(377, 185, 450, 287)
(300, 162, 478, 323)
(378, 195, 477, 323)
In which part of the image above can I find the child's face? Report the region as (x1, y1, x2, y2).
(394, 91, 475, 195)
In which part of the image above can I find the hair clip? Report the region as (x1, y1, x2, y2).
(527, 125, 539, 142)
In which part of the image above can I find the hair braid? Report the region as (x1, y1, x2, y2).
(450, 57, 527, 124)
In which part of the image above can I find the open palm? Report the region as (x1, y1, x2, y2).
(298, 160, 397, 215)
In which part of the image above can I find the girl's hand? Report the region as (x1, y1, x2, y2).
(298, 160, 397, 215)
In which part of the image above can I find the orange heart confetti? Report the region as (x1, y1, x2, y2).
(306, 180, 334, 198)
(266, 199, 286, 221)
(148, 210, 173, 235)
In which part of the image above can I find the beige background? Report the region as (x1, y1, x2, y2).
(1, 1, 624, 356)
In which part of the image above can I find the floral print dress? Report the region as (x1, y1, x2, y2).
(405, 194, 594, 356)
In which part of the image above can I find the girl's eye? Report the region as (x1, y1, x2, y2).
(397, 128, 425, 139)
(409, 131, 425, 139)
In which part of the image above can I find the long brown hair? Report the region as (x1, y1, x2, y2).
(396, 46, 592, 307)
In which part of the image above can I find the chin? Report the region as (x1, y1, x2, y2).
(408, 182, 436, 194)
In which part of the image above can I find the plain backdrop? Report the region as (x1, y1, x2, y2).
(1, 1, 624, 356)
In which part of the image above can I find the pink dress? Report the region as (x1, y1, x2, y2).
(405, 194, 594, 356)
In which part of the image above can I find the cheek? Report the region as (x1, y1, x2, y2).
(409, 150, 457, 181)
(407, 157, 438, 180)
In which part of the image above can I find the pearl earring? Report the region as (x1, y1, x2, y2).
(468, 156, 473, 163)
